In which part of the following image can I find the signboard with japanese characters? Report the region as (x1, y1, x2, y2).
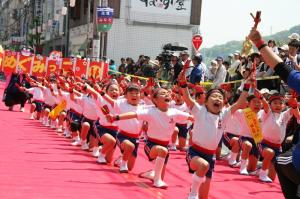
(130, 0, 192, 25)
(97, 7, 114, 32)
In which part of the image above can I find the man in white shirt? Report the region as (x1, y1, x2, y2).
(181, 51, 194, 78)
(213, 56, 227, 87)
(228, 51, 242, 79)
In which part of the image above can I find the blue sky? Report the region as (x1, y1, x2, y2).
(201, 0, 300, 48)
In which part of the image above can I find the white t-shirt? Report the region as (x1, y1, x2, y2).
(228, 60, 241, 77)
(77, 95, 98, 120)
(261, 109, 293, 144)
(191, 104, 231, 150)
(69, 96, 83, 114)
(43, 88, 57, 106)
(95, 94, 118, 128)
(114, 98, 144, 136)
(136, 106, 190, 142)
(224, 112, 241, 136)
(285, 54, 300, 70)
(170, 101, 190, 124)
(213, 65, 227, 87)
(27, 87, 44, 101)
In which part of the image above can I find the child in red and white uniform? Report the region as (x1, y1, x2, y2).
(42, 84, 57, 128)
(235, 92, 263, 175)
(24, 83, 45, 120)
(56, 84, 70, 136)
(258, 92, 300, 182)
(106, 84, 145, 173)
(107, 88, 193, 188)
(234, 95, 263, 176)
(68, 88, 84, 145)
(223, 111, 243, 167)
(222, 93, 248, 167)
(89, 82, 120, 165)
(75, 86, 99, 154)
(169, 87, 191, 151)
(178, 71, 249, 199)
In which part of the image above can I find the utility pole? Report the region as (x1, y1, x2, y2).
(92, 0, 101, 61)
(86, 0, 91, 58)
(100, 0, 108, 60)
(65, 0, 70, 57)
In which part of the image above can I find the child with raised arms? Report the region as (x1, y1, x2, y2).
(169, 87, 190, 151)
(102, 84, 145, 173)
(257, 91, 300, 182)
(177, 71, 250, 199)
(87, 82, 120, 165)
(106, 87, 193, 188)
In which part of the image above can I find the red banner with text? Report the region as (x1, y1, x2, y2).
(32, 55, 47, 77)
(47, 59, 61, 76)
(18, 55, 33, 74)
(1, 49, 108, 80)
(2, 50, 18, 74)
(61, 58, 74, 74)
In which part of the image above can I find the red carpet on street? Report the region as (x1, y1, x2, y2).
(0, 82, 284, 199)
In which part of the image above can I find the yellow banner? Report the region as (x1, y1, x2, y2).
(49, 100, 67, 120)
(243, 108, 263, 144)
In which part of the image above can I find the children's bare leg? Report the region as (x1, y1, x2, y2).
(80, 122, 90, 142)
(120, 140, 135, 172)
(228, 137, 240, 165)
(170, 127, 179, 150)
(178, 137, 187, 151)
(247, 155, 258, 172)
(97, 134, 116, 164)
(240, 141, 252, 175)
(259, 148, 275, 182)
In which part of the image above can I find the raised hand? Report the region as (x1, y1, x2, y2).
(254, 89, 262, 99)
(105, 114, 115, 123)
(288, 97, 298, 109)
(178, 70, 187, 85)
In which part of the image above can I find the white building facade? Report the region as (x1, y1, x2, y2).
(69, 0, 202, 62)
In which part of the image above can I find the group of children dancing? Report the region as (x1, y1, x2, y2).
(14, 68, 299, 199)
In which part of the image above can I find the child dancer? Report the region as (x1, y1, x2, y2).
(235, 95, 262, 176)
(106, 87, 193, 188)
(178, 71, 250, 199)
(104, 84, 144, 172)
(87, 82, 120, 165)
(20, 80, 45, 120)
(258, 91, 300, 182)
(42, 83, 57, 128)
(68, 88, 83, 145)
(169, 87, 190, 151)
